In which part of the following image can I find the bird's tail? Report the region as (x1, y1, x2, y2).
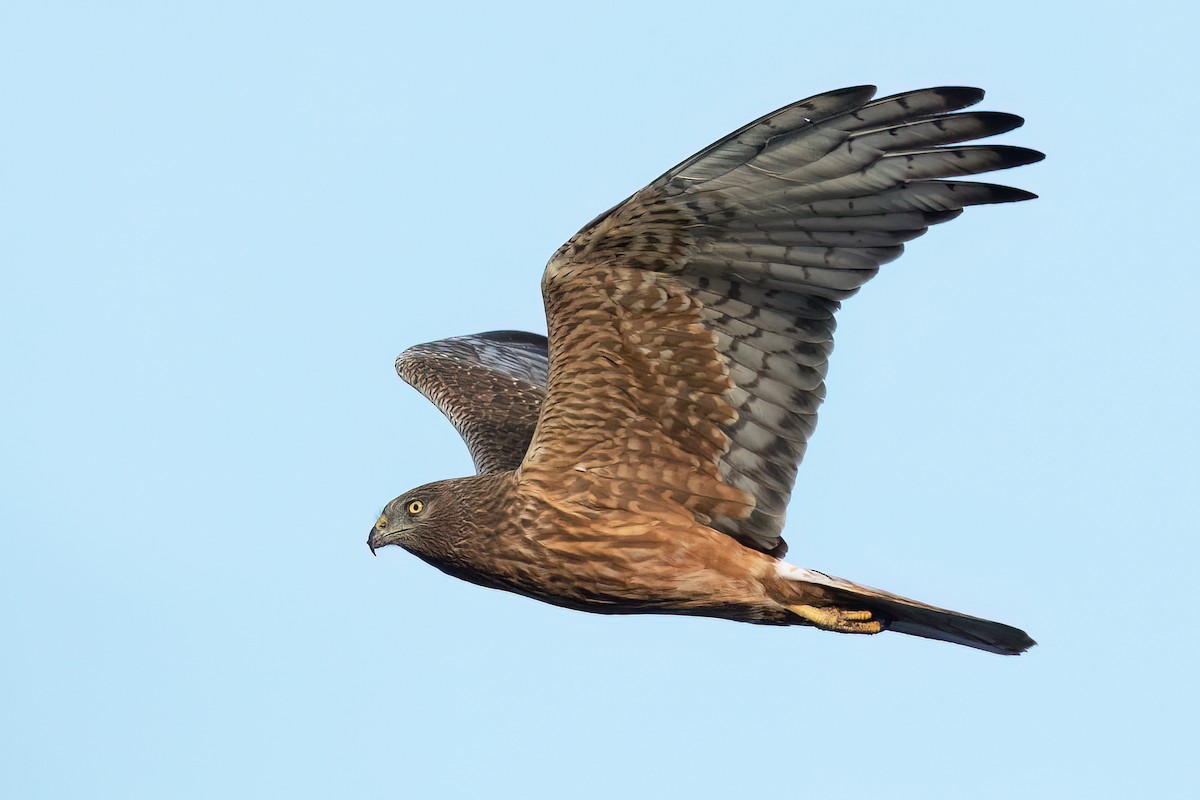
(776, 564, 1035, 655)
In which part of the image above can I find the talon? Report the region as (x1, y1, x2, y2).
(788, 604, 883, 635)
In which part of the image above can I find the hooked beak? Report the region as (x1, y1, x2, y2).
(368, 523, 407, 555)
(368, 512, 392, 556)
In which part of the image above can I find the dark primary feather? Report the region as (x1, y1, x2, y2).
(537, 85, 1043, 555)
(396, 332, 548, 474)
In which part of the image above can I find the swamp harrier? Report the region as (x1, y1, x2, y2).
(369, 85, 1040, 655)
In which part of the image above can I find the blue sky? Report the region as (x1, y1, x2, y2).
(3, 2, 1196, 797)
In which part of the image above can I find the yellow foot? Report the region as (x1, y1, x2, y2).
(787, 604, 884, 635)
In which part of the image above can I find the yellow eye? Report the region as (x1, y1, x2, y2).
(374, 514, 388, 531)
(407, 500, 425, 516)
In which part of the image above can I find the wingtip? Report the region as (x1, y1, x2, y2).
(934, 86, 986, 108)
(973, 111, 1027, 137)
(1024, 148, 1047, 165)
(990, 145, 1047, 170)
(979, 184, 1040, 204)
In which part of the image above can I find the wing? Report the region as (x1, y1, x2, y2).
(397, 331, 548, 474)
(521, 85, 1042, 556)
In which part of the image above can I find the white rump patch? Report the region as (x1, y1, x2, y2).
(775, 561, 858, 591)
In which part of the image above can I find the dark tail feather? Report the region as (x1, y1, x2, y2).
(781, 565, 1035, 655)
(857, 593, 1036, 655)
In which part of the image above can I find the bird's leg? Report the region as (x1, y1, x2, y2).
(787, 604, 883, 634)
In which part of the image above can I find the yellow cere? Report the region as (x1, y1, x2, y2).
(374, 514, 388, 531)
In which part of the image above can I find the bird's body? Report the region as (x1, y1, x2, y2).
(401, 471, 783, 624)
(371, 85, 1042, 654)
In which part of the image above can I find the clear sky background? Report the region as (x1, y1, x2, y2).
(3, 2, 1197, 798)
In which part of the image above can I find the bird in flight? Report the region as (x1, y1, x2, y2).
(369, 85, 1041, 655)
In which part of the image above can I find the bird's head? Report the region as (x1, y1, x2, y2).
(368, 479, 464, 557)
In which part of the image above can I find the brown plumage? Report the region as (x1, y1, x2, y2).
(370, 85, 1041, 655)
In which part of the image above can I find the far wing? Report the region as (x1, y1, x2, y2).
(521, 86, 1042, 556)
(396, 331, 548, 474)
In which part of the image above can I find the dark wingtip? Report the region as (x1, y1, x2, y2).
(921, 181, 1040, 209)
(990, 145, 1047, 169)
(976, 184, 1040, 204)
(935, 86, 986, 107)
(972, 111, 1026, 137)
(1023, 148, 1047, 165)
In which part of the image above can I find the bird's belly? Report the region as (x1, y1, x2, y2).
(434, 520, 783, 623)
